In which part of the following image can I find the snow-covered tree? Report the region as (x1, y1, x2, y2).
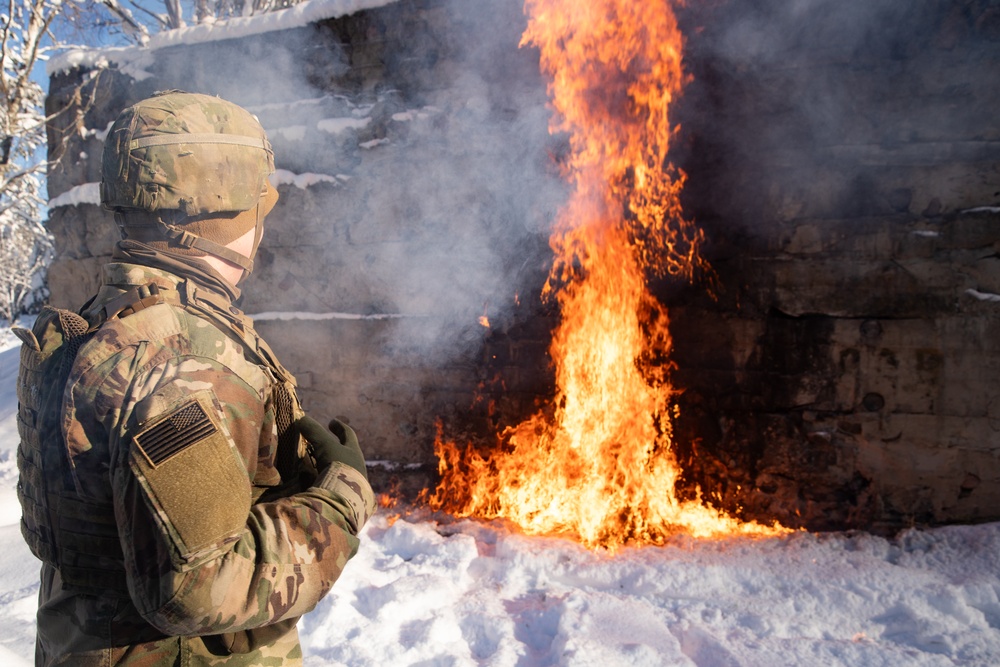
(0, 0, 58, 323)
(59, 0, 311, 45)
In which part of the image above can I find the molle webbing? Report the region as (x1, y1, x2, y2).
(15, 307, 130, 596)
(16, 307, 92, 563)
(272, 381, 299, 477)
(53, 493, 130, 594)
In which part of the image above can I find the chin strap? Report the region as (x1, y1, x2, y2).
(114, 210, 255, 274)
(161, 224, 255, 273)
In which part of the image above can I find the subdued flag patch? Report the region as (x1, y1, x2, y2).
(135, 401, 217, 466)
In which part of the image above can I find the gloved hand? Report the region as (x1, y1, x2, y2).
(295, 415, 368, 482)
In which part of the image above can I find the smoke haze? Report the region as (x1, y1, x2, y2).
(132, 0, 565, 368)
(675, 0, 999, 233)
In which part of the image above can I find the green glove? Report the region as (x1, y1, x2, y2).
(295, 415, 368, 482)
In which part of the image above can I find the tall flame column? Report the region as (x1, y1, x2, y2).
(427, 0, 785, 548)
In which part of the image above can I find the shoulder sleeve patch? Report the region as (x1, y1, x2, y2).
(134, 400, 216, 466)
(129, 391, 252, 560)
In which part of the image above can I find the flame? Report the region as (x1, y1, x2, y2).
(424, 0, 787, 548)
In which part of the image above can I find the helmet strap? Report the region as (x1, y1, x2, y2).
(161, 223, 255, 274)
(252, 199, 265, 259)
(119, 209, 255, 273)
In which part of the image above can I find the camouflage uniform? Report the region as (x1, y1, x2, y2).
(16, 92, 376, 666)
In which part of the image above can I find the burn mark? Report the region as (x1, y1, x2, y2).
(959, 473, 980, 499)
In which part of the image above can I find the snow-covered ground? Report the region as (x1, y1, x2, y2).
(0, 323, 998, 666)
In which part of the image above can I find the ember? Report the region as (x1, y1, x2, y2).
(424, 0, 787, 548)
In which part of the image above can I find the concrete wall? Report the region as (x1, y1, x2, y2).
(45, 0, 1000, 532)
(660, 0, 1000, 530)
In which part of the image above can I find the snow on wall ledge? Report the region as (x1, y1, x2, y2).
(48, 0, 400, 77)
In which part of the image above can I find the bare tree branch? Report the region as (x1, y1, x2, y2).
(98, 0, 150, 43)
(127, 0, 171, 32)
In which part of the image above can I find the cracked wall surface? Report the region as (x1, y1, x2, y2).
(664, 0, 1000, 530)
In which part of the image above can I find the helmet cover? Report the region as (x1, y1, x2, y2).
(101, 91, 274, 216)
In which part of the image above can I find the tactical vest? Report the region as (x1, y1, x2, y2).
(14, 306, 129, 594)
(15, 281, 305, 596)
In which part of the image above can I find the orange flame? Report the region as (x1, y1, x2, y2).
(424, 0, 787, 548)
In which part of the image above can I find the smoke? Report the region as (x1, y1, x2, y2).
(709, 0, 931, 64)
(100, 0, 981, 364)
(335, 0, 564, 363)
(673, 0, 982, 230)
(141, 0, 565, 367)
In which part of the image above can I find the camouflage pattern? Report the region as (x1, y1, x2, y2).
(101, 91, 274, 216)
(24, 261, 376, 666)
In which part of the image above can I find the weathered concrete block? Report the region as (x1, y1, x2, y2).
(47, 256, 107, 310)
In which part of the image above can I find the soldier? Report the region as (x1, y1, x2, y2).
(14, 91, 376, 665)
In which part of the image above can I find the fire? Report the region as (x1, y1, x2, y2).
(424, 0, 787, 548)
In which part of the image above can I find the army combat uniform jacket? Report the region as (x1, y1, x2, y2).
(16, 259, 375, 666)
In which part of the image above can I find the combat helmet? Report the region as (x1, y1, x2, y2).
(101, 90, 278, 276)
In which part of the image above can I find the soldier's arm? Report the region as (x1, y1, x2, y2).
(95, 353, 374, 637)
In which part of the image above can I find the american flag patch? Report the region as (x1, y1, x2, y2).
(134, 401, 218, 466)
